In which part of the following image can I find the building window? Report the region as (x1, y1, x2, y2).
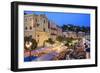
(25, 27, 27, 30)
(48, 21, 50, 28)
(44, 20, 45, 24)
(35, 19, 37, 22)
(30, 26, 32, 30)
(43, 28, 45, 32)
(37, 40, 39, 43)
(51, 33, 56, 35)
(37, 23, 40, 27)
(29, 35, 32, 38)
(37, 35, 39, 37)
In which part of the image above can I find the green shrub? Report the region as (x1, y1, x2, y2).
(56, 36, 65, 42)
(45, 38, 55, 44)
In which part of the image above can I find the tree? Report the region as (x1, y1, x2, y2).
(45, 38, 55, 44)
(24, 36, 37, 50)
(62, 25, 68, 31)
(56, 36, 64, 42)
(64, 37, 74, 48)
(62, 24, 79, 31)
(75, 26, 81, 37)
(79, 26, 90, 33)
(24, 36, 37, 61)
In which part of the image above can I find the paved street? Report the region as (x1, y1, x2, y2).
(24, 37, 90, 62)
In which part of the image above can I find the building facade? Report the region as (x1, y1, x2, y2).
(24, 13, 86, 48)
(24, 14, 37, 39)
(48, 21, 58, 41)
(24, 14, 50, 47)
(63, 31, 77, 38)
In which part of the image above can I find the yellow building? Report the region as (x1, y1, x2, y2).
(24, 14, 50, 47)
(24, 13, 64, 47)
(35, 14, 50, 47)
(35, 31, 50, 47)
(24, 14, 37, 39)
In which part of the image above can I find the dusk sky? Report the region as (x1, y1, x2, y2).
(24, 11, 90, 27)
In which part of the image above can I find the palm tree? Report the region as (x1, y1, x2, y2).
(24, 36, 37, 61)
